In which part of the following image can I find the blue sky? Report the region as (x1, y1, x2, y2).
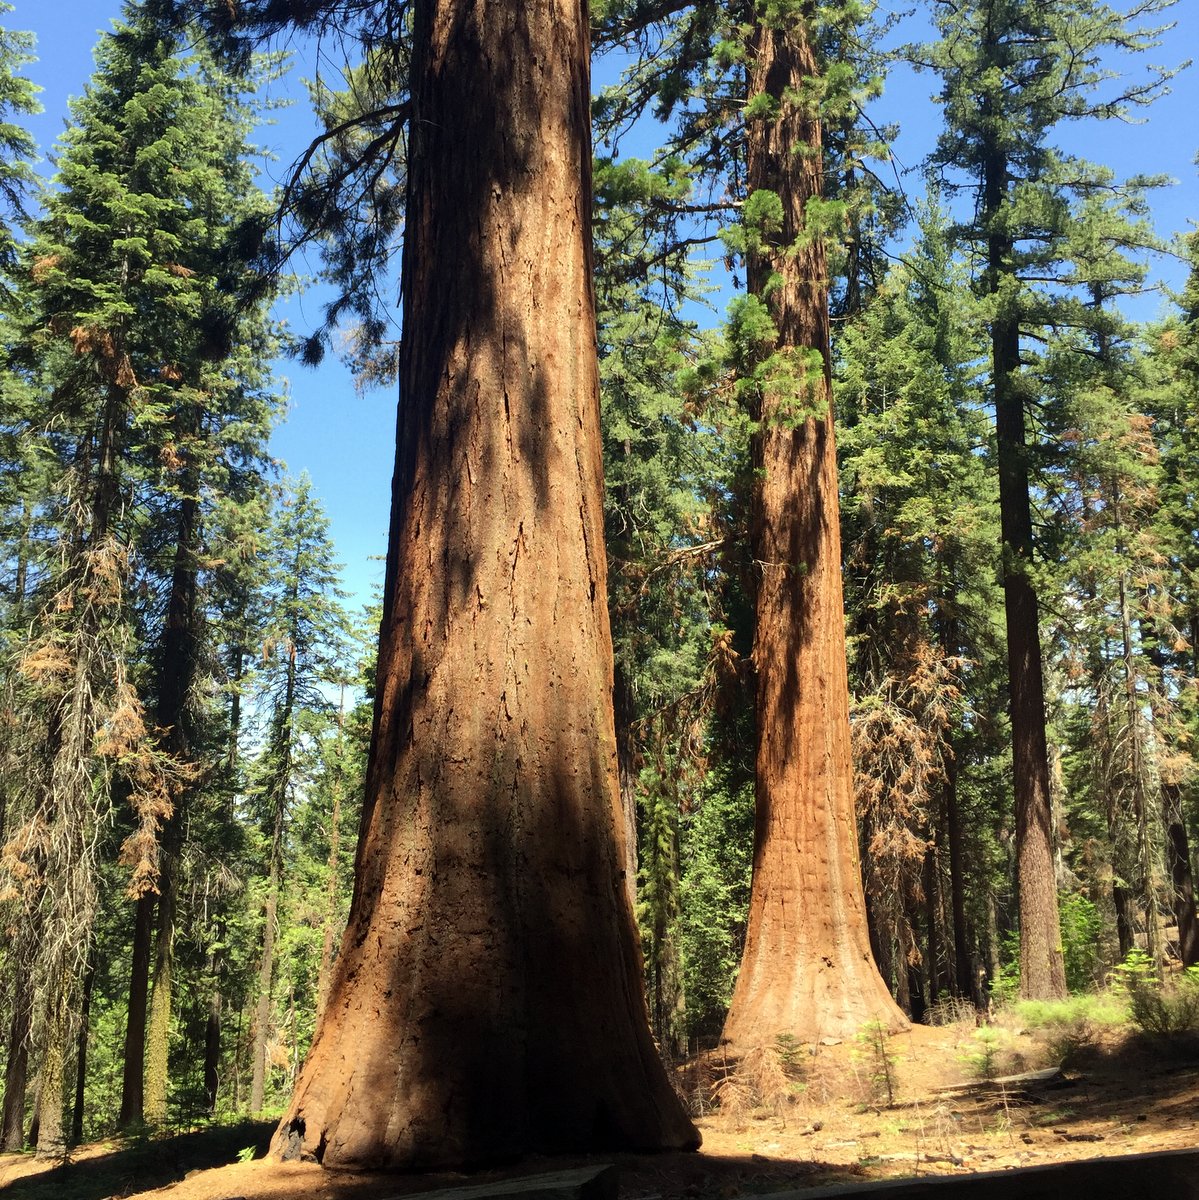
(11, 0, 397, 611)
(8, 0, 1198, 610)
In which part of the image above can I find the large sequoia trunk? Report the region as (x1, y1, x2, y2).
(270, 0, 697, 1170)
(719, 9, 907, 1049)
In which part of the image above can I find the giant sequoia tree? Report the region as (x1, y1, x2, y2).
(719, 1, 906, 1046)
(591, 0, 903, 1045)
(158, 0, 702, 1169)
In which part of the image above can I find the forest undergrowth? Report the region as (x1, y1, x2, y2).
(3, 986, 1199, 1200)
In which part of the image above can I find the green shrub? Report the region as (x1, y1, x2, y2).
(990, 893, 1103, 1004)
(1059, 893, 1103, 992)
(1008, 994, 1125, 1066)
(990, 929, 1021, 1005)
(962, 1025, 1009, 1080)
(1115, 952, 1199, 1036)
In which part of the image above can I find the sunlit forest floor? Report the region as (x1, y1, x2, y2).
(2, 1021, 1197, 1200)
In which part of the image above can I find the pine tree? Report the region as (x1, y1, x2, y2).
(247, 475, 350, 1116)
(0, 3, 281, 1144)
(0, 1, 37, 271)
(837, 196, 1003, 1010)
(0, 3, 41, 1152)
(919, 0, 1177, 1000)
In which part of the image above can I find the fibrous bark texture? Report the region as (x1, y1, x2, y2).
(270, 0, 698, 1170)
(720, 11, 907, 1049)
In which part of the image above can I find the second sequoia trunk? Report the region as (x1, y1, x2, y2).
(721, 6, 906, 1048)
(270, 0, 697, 1170)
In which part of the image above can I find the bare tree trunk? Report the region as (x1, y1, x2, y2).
(35, 977, 71, 1157)
(924, 834, 943, 1009)
(250, 808, 282, 1116)
(270, 0, 697, 1169)
(984, 140, 1066, 998)
(985, 892, 1002, 998)
(1164, 782, 1199, 967)
(315, 696, 346, 1018)
(1141, 620, 1198, 968)
(1, 973, 32, 1150)
(144, 854, 178, 1125)
(720, 5, 906, 1048)
(70, 959, 95, 1144)
(1116, 566, 1163, 973)
(143, 486, 200, 1124)
(943, 754, 975, 1002)
(231, 999, 244, 1114)
(1113, 882, 1135, 961)
(119, 894, 154, 1128)
(613, 665, 640, 916)
(203, 949, 222, 1114)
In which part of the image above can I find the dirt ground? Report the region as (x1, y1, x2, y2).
(2, 1022, 1197, 1200)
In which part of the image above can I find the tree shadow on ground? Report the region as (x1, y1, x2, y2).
(2, 1033, 1199, 1200)
(0, 1118, 275, 1200)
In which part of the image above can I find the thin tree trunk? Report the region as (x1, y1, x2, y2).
(1141, 620, 1199, 967)
(906, 936, 926, 1024)
(924, 834, 943, 1009)
(315, 696, 345, 1018)
(985, 892, 1002, 1000)
(720, 5, 906, 1048)
(613, 665, 640, 916)
(893, 928, 910, 1016)
(1, 974, 32, 1150)
(1113, 883, 1135, 961)
(119, 893, 154, 1128)
(231, 999, 243, 1114)
(984, 135, 1066, 1000)
(143, 485, 200, 1124)
(26, 1080, 38, 1150)
(250, 807, 282, 1116)
(203, 949, 223, 1114)
(270, 0, 697, 1168)
(1164, 783, 1199, 967)
(1116, 564, 1163, 973)
(70, 959, 95, 1145)
(943, 753, 975, 1002)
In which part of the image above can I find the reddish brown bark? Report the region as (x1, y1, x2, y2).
(270, 0, 697, 1170)
(719, 11, 907, 1049)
